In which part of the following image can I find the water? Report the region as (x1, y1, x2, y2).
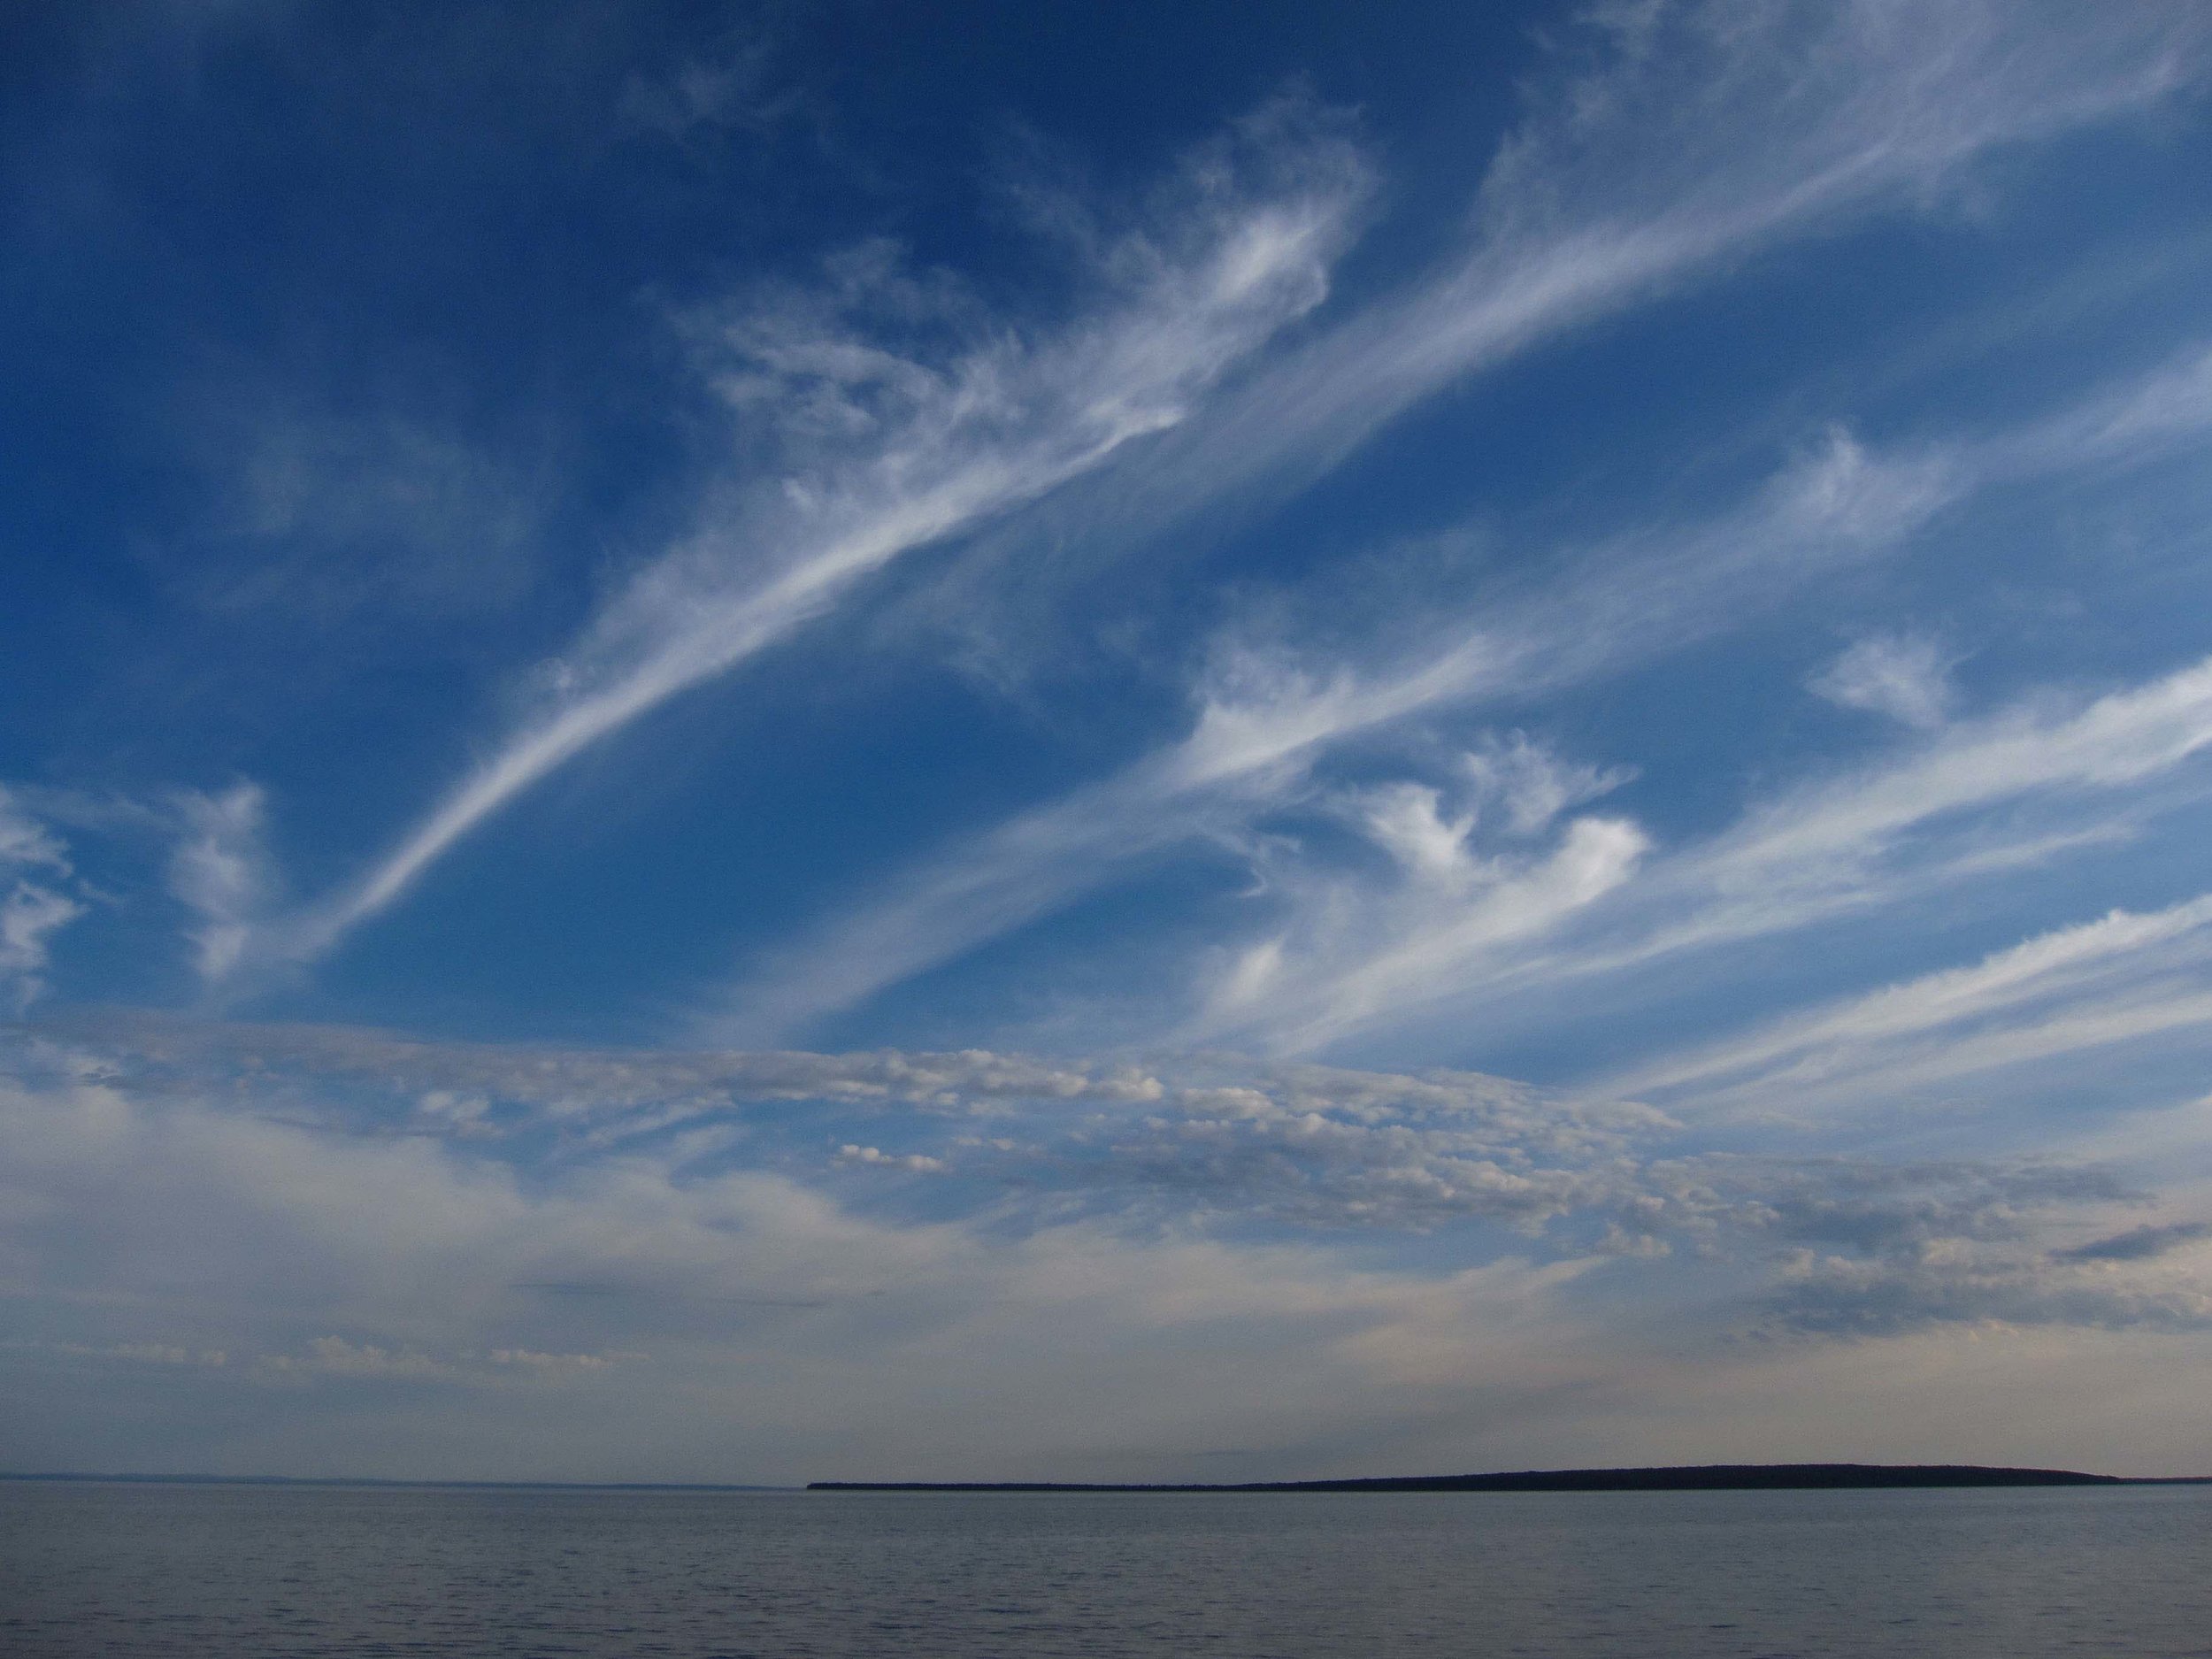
(4, 1479, 2209, 1656)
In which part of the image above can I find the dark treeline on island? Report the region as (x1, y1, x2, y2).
(809, 1463, 2209, 1494)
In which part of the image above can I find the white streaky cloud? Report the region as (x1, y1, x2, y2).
(1672, 657, 2212, 918)
(1194, 815, 1652, 1055)
(835, 1144, 947, 1173)
(710, 339, 2212, 1044)
(257, 108, 1373, 965)
(250, 3, 2205, 975)
(0, 884, 82, 1013)
(1752, 986, 2212, 1125)
(1086, 0, 2205, 543)
(1611, 894, 2212, 1106)
(1191, 747, 1645, 1051)
(0, 785, 82, 1011)
(168, 782, 274, 983)
(1247, 652, 2212, 1057)
(1461, 733, 1637, 838)
(0, 785, 69, 873)
(712, 428, 1962, 1041)
(1810, 634, 1956, 727)
(1981, 342, 2212, 478)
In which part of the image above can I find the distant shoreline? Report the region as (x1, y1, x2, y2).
(808, 1463, 2212, 1494)
(9, 1463, 2209, 1494)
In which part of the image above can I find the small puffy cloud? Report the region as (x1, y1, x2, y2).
(1809, 634, 1957, 727)
(0, 787, 69, 872)
(1, 883, 82, 1012)
(0, 786, 83, 1010)
(834, 1144, 947, 1173)
(167, 782, 273, 983)
(1462, 732, 1634, 836)
(1357, 783, 1478, 886)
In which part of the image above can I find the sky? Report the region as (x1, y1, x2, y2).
(5, 0, 2212, 1485)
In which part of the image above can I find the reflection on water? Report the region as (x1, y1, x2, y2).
(4, 1479, 2210, 1656)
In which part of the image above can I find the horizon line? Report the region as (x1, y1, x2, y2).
(12, 1462, 2212, 1494)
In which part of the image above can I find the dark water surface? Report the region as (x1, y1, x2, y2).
(4, 1479, 2209, 1656)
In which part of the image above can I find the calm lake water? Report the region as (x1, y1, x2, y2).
(4, 1479, 2209, 1656)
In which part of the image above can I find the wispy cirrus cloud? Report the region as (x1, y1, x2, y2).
(0, 787, 85, 1012)
(1607, 893, 2212, 1121)
(1809, 634, 1959, 728)
(241, 104, 1373, 972)
(227, 0, 2206, 988)
(167, 782, 275, 985)
(949, 0, 2206, 599)
(712, 428, 1960, 1042)
(714, 343, 2212, 1048)
(1203, 647, 2212, 1057)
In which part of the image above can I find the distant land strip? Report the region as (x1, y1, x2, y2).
(809, 1463, 2212, 1493)
(9, 1463, 2208, 1494)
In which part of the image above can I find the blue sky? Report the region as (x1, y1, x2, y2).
(8, 0, 2212, 1484)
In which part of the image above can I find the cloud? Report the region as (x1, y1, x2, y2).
(1279, 648, 2212, 1057)
(4, 1338, 228, 1369)
(1191, 810, 1652, 1055)
(2054, 1221, 2212, 1263)
(6, 1015, 2156, 1257)
(179, 392, 552, 626)
(167, 783, 274, 984)
(246, 102, 1372, 970)
(1763, 1230, 2212, 1336)
(1031, 0, 2205, 561)
(1462, 733, 1637, 838)
(618, 20, 809, 139)
(1628, 654, 2212, 951)
(834, 1144, 947, 1173)
(714, 344, 2212, 1047)
(711, 427, 1965, 1043)
(34, 1010, 1171, 1136)
(0, 787, 69, 874)
(0, 887, 81, 1014)
(6, 1020, 2208, 1479)
(229, 2, 2206, 984)
(1609, 893, 2212, 1116)
(251, 1336, 628, 1382)
(0, 787, 84, 1011)
(1810, 634, 1957, 727)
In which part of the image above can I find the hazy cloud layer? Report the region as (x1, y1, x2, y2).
(5, 1022, 2208, 1479)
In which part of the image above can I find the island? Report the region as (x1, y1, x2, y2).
(808, 1463, 2205, 1493)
